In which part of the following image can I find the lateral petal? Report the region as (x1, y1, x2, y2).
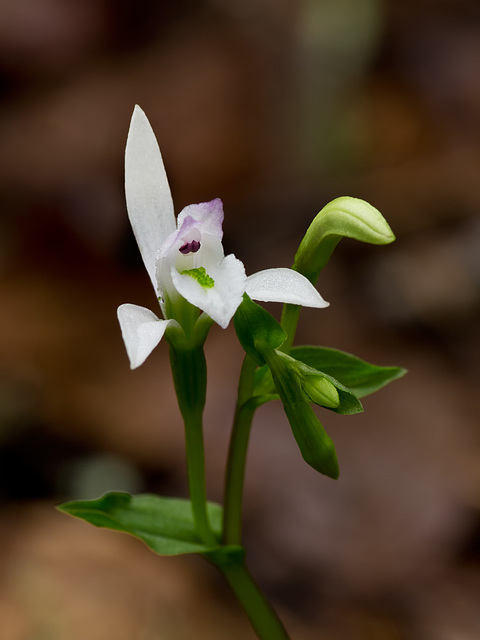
(117, 303, 171, 369)
(245, 268, 329, 308)
(125, 106, 176, 291)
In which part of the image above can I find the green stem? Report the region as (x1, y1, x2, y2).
(169, 345, 216, 546)
(281, 237, 340, 354)
(168, 347, 290, 638)
(279, 304, 301, 354)
(223, 355, 257, 545)
(184, 405, 217, 546)
(223, 403, 256, 545)
(214, 557, 291, 640)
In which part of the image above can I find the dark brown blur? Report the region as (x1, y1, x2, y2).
(1, 1, 480, 638)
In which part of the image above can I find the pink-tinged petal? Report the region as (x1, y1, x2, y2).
(245, 268, 329, 308)
(171, 254, 246, 328)
(125, 106, 176, 291)
(177, 199, 224, 240)
(117, 303, 171, 369)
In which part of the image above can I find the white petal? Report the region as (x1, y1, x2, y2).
(245, 268, 329, 308)
(125, 106, 176, 290)
(117, 303, 171, 369)
(171, 254, 246, 328)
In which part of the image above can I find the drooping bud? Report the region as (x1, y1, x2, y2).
(293, 196, 395, 283)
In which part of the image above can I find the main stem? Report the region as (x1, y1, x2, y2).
(213, 557, 291, 640)
(171, 347, 291, 638)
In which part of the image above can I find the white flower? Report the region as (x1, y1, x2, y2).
(118, 106, 329, 368)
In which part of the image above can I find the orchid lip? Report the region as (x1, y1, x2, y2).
(179, 240, 201, 255)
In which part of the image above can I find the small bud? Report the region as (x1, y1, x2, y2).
(302, 374, 340, 409)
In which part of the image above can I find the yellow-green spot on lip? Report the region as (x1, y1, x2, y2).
(181, 266, 215, 289)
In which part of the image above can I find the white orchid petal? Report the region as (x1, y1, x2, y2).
(245, 268, 329, 308)
(117, 303, 171, 369)
(172, 254, 246, 328)
(125, 106, 176, 290)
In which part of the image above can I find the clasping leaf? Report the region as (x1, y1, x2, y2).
(291, 346, 407, 398)
(58, 492, 238, 557)
(234, 294, 287, 366)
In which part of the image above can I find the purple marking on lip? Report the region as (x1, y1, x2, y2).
(179, 240, 201, 255)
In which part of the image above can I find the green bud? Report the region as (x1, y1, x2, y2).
(302, 374, 340, 409)
(293, 196, 395, 283)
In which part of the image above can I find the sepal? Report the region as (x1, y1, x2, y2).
(245, 267, 329, 308)
(117, 303, 172, 369)
(125, 106, 176, 290)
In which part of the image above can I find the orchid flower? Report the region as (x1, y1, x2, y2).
(117, 106, 329, 368)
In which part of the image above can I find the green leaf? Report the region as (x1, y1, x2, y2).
(291, 346, 407, 398)
(234, 295, 287, 366)
(293, 196, 395, 283)
(284, 399, 339, 479)
(58, 492, 234, 556)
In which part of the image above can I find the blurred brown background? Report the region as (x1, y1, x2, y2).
(1, 0, 480, 638)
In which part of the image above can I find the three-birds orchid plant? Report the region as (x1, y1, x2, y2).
(59, 106, 406, 640)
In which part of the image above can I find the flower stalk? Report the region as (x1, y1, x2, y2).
(169, 344, 216, 546)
